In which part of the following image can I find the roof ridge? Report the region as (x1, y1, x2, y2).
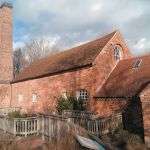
(92, 30, 118, 63)
(61, 30, 117, 53)
(29, 30, 117, 65)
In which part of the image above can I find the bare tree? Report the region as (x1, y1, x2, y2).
(13, 48, 25, 75)
(23, 38, 60, 64)
(13, 38, 60, 75)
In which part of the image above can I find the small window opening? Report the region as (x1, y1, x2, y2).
(133, 59, 142, 69)
(32, 93, 37, 103)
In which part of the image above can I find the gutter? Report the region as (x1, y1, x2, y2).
(11, 63, 93, 84)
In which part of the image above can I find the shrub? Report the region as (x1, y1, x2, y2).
(56, 96, 74, 113)
(107, 126, 146, 150)
(56, 94, 85, 113)
(8, 111, 27, 118)
(73, 97, 86, 111)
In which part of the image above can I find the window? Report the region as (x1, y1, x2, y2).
(114, 45, 122, 61)
(76, 89, 89, 101)
(32, 93, 37, 103)
(133, 59, 142, 69)
(18, 94, 23, 102)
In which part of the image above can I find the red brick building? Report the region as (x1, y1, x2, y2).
(0, 3, 150, 146)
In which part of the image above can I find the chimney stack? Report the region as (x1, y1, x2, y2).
(0, 2, 13, 82)
(0, 2, 13, 9)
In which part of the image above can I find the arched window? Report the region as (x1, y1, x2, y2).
(114, 45, 122, 61)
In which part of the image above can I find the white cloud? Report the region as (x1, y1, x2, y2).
(13, 41, 25, 49)
(133, 38, 146, 50)
(132, 38, 150, 56)
(91, 3, 102, 12)
(14, 0, 104, 28)
(72, 40, 89, 48)
(13, 0, 150, 56)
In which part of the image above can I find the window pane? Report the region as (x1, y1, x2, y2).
(78, 89, 89, 101)
(114, 45, 122, 61)
(133, 59, 142, 68)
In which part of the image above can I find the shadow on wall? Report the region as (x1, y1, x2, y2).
(122, 96, 144, 140)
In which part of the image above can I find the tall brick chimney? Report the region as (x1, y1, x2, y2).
(0, 2, 13, 83)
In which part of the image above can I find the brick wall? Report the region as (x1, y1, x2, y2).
(93, 98, 127, 117)
(0, 4, 131, 117)
(11, 67, 94, 113)
(0, 84, 11, 108)
(89, 31, 131, 115)
(140, 84, 150, 147)
(92, 31, 131, 95)
(0, 4, 13, 82)
(9, 32, 130, 116)
(0, 4, 13, 109)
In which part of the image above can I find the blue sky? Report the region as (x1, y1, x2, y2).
(9, 0, 150, 55)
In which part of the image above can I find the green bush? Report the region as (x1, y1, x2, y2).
(56, 94, 85, 113)
(8, 111, 27, 118)
(73, 97, 86, 111)
(56, 96, 74, 113)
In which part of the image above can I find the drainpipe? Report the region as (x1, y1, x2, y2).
(10, 83, 12, 107)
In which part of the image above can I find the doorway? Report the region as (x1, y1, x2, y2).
(122, 96, 144, 140)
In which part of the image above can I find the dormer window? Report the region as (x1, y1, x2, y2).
(133, 59, 142, 69)
(114, 45, 123, 61)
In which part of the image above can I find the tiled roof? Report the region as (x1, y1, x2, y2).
(13, 31, 116, 82)
(95, 55, 150, 97)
